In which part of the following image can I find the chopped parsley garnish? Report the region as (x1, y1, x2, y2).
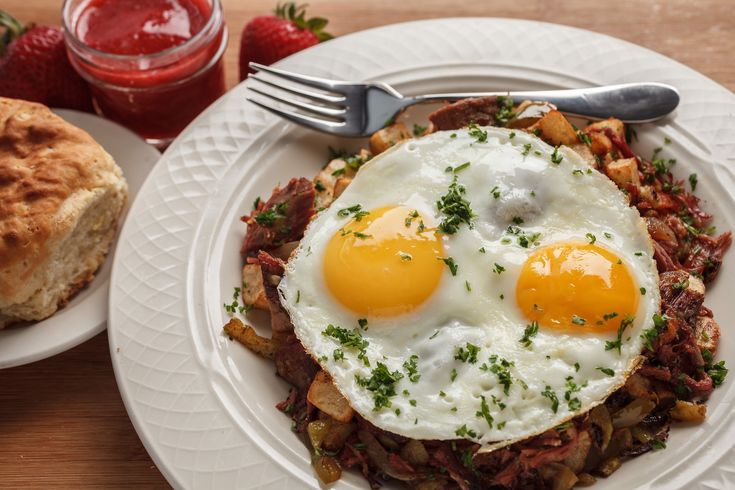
(481, 355, 514, 395)
(641, 313, 668, 350)
(337, 204, 369, 221)
(476, 395, 494, 429)
(355, 362, 404, 410)
(322, 324, 370, 366)
(597, 367, 615, 376)
(439, 390, 446, 397)
(604, 312, 619, 321)
(254, 202, 287, 227)
(564, 376, 585, 411)
(331, 167, 346, 177)
(452, 161, 471, 173)
(640, 287, 647, 295)
(409, 399, 417, 406)
(455, 424, 478, 439)
(604, 232, 613, 239)
(437, 176, 476, 234)
(572, 169, 584, 176)
(605, 315, 635, 354)
(465, 280, 472, 292)
(353, 231, 372, 239)
(358, 318, 368, 330)
(521, 143, 532, 156)
(651, 439, 667, 450)
(405, 209, 420, 227)
(455, 342, 481, 364)
(440, 256, 459, 276)
(333, 348, 345, 361)
(551, 146, 563, 164)
(574, 362, 580, 372)
(586, 233, 596, 244)
(399, 252, 413, 261)
(577, 131, 592, 145)
(519, 321, 539, 348)
(467, 123, 488, 143)
(314, 180, 326, 192)
(542, 385, 559, 413)
(252, 196, 261, 210)
(708, 360, 728, 386)
(497, 421, 507, 429)
(490, 186, 501, 199)
(512, 216, 524, 225)
(492, 263, 505, 274)
(296, 290, 300, 303)
(479, 247, 486, 253)
(509, 131, 516, 139)
(689, 173, 698, 192)
(450, 368, 458, 382)
(403, 354, 421, 382)
(673, 278, 690, 290)
(494, 96, 516, 125)
(413, 123, 427, 136)
(571, 315, 586, 326)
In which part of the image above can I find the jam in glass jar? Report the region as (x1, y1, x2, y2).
(63, 0, 227, 147)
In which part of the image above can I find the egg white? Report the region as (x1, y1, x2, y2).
(279, 127, 660, 445)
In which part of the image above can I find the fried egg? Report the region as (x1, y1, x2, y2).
(279, 127, 660, 445)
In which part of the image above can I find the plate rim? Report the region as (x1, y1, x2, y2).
(108, 17, 735, 490)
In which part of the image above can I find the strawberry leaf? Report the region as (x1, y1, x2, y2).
(0, 10, 27, 57)
(273, 2, 333, 42)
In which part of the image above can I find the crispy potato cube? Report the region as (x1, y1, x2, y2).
(333, 177, 353, 199)
(534, 110, 578, 146)
(242, 263, 269, 310)
(369, 122, 411, 155)
(307, 370, 354, 422)
(695, 316, 720, 353)
(606, 158, 640, 188)
(589, 131, 613, 155)
(670, 400, 706, 423)
(224, 318, 276, 359)
(586, 118, 625, 141)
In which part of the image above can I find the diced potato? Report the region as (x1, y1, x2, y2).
(533, 110, 578, 146)
(307, 370, 354, 422)
(695, 316, 720, 353)
(322, 420, 356, 451)
(400, 439, 430, 466)
(242, 263, 269, 310)
(369, 122, 411, 155)
(223, 318, 276, 359)
(333, 177, 352, 199)
(588, 131, 613, 155)
(586, 118, 625, 141)
(670, 400, 706, 423)
(606, 158, 640, 188)
(568, 143, 597, 168)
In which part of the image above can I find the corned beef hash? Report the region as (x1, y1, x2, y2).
(224, 97, 731, 489)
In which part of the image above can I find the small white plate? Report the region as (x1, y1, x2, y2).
(0, 110, 159, 369)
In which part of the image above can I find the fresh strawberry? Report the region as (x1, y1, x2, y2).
(0, 11, 92, 111)
(239, 3, 332, 81)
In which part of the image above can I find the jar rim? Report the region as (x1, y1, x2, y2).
(62, 0, 223, 63)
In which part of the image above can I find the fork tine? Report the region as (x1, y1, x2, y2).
(246, 96, 345, 134)
(250, 62, 346, 93)
(250, 74, 346, 104)
(248, 86, 346, 118)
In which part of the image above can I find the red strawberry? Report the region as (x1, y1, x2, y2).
(0, 11, 92, 111)
(239, 3, 333, 81)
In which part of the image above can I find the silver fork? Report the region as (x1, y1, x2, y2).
(245, 62, 680, 138)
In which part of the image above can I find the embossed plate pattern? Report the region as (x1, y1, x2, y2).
(108, 19, 735, 489)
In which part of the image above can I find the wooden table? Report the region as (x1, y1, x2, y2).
(1, 1, 733, 488)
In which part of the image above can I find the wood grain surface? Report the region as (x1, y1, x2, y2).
(1, 0, 733, 488)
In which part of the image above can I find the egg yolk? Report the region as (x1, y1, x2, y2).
(324, 205, 444, 317)
(516, 242, 639, 333)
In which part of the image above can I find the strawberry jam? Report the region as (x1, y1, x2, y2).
(63, 0, 227, 145)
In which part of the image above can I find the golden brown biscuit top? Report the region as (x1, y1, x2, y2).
(0, 97, 117, 269)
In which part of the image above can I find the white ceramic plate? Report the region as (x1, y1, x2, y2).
(0, 110, 159, 369)
(108, 18, 735, 490)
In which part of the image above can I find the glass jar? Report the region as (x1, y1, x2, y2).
(62, 0, 227, 147)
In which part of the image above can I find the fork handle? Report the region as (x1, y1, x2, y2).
(409, 82, 679, 123)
